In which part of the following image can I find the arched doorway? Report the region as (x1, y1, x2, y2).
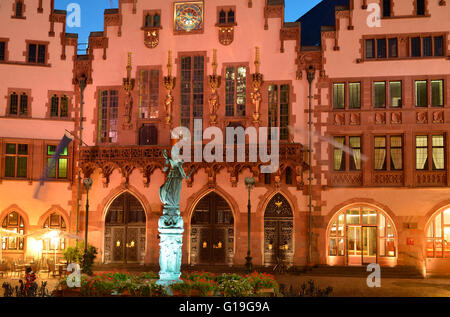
(104, 192, 146, 264)
(327, 204, 397, 266)
(264, 193, 294, 267)
(190, 192, 234, 266)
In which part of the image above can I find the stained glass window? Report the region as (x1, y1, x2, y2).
(174, 2, 204, 32)
(2, 211, 25, 251)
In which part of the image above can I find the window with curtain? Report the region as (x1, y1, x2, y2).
(374, 82, 386, 108)
(5, 143, 28, 178)
(333, 137, 345, 171)
(390, 136, 403, 170)
(432, 135, 445, 170)
(1, 211, 25, 251)
(416, 135, 428, 170)
(431, 80, 444, 107)
(415, 80, 428, 107)
(225, 66, 246, 117)
(333, 83, 345, 109)
(426, 209, 450, 258)
(98, 90, 119, 143)
(139, 69, 159, 119)
(43, 213, 66, 250)
(349, 137, 361, 171)
(374, 137, 387, 170)
(46, 144, 68, 179)
(349, 83, 360, 109)
(389, 81, 402, 108)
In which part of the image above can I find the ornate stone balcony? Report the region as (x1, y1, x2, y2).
(79, 143, 307, 189)
(415, 171, 447, 187)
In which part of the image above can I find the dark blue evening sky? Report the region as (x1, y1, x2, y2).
(55, 0, 322, 49)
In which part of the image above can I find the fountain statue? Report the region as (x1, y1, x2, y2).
(156, 146, 193, 287)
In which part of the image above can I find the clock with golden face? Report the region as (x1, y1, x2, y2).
(174, 1, 204, 33)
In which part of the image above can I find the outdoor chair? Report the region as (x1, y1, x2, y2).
(47, 260, 57, 278)
(0, 263, 8, 278)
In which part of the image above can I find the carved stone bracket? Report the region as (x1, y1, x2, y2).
(391, 112, 402, 124)
(433, 110, 444, 124)
(349, 113, 360, 125)
(334, 113, 345, 125)
(375, 112, 386, 125)
(218, 26, 234, 46)
(416, 111, 428, 124)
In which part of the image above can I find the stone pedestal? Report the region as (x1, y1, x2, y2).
(156, 213, 184, 289)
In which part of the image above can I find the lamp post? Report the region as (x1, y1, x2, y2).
(244, 176, 255, 272)
(306, 66, 315, 265)
(83, 178, 92, 259)
(76, 75, 87, 239)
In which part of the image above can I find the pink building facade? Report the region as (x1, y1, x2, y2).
(0, 0, 449, 275)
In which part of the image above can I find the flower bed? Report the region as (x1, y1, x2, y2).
(57, 271, 280, 297)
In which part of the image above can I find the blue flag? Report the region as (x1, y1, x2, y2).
(34, 132, 74, 199)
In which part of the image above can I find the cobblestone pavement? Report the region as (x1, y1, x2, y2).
(274, 274, 450, 297)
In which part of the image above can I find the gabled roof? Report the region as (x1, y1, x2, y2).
(296, 0, 349, 47)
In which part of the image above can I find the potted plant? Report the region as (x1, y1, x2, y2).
(170, 281, 191, 296)
(191, 279, 218, 296)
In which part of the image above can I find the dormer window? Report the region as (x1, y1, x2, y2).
(15, 1, 23, 17)
(12, 0, 25, 19)
(416, 0, 425, 16)
(143, 11, 162, 29)
(217, 7, 236, 25)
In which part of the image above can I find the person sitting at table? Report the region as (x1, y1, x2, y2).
(24, 267, 36, 293)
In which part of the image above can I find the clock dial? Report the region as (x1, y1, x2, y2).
(175, 2, 204, 32)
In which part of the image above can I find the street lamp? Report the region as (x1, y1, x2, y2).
(244, 176, 255, 272)
(83, 178, 92, 259)
(306, 66, 315, 265)
(76, 75, 87, 238)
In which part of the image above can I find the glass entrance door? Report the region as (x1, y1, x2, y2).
(347, 226, 362, 265)
(362, 226, 377, 264)
(347, 226, 377, 265)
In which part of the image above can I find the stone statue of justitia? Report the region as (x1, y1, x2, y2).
(158, 146, 194, 227)
(157, 146, 194, 286)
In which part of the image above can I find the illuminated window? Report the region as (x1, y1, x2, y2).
(416, 135, 445, 170)
(349, 83, 360, 109)
(431, 80, 444, 107)
(225, 66, 246, 117)
(329, 206, 396, 260)
(426, 209, 450, 258)
(1, 211, 25, 251)
(374, 136, 387, 170)
(42, 213, 66, 250)
(333, 136, 345, 171)
(333, 83, 345, 109)
(374, 82, 386, 108)
(98, 90, 119, 143)
(46, 144, 68, 179)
